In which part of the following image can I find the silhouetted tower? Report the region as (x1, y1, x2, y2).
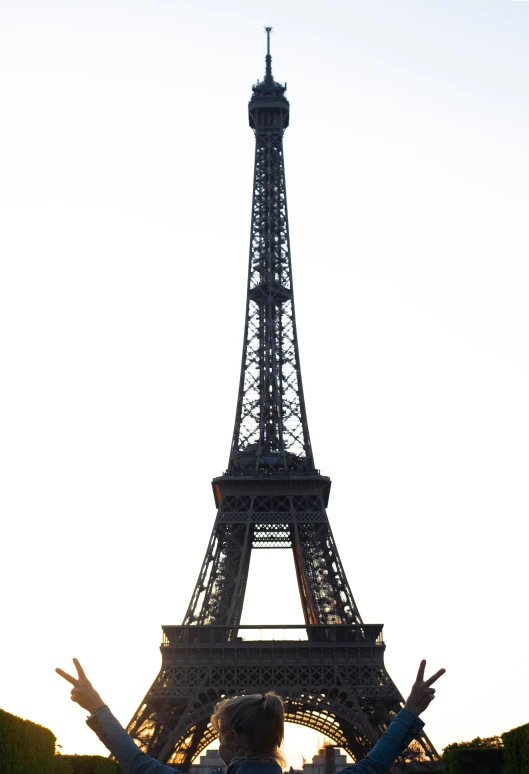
(126, 30, 442, 772)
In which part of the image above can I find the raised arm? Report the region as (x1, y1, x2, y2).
(341, 660, 446, 774)
(56, 659, 179, 774)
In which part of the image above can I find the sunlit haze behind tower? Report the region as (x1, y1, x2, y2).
(1, 0, 528, 767)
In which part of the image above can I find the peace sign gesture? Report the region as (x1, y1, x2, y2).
(404, 659, 446, 716)
(56, 658, 106, 715)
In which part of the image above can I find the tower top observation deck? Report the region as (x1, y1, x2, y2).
(249, 27, 289, 130)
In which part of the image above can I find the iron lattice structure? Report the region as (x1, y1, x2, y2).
(127, 31, 443, 773)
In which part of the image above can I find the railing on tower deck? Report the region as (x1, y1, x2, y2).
(161, 624, 384, 647)
(221, 470, 323, 477)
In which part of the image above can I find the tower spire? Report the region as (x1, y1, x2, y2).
(264, 26, 273, 83)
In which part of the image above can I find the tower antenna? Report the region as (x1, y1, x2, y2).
(264, 26, 273, 82)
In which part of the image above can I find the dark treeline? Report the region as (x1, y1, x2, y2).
(442, 724, 529, 774)
(0, 708, 119, 774)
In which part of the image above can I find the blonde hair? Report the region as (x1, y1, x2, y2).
(211, 692, 284, 764)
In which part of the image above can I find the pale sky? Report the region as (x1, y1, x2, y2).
(1, 0, 528, 768)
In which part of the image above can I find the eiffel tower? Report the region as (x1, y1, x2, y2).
(126, 30, 442, 772)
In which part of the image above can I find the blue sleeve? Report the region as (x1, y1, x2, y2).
(86, 706, 181, 774)
(339, 709, 424, 774)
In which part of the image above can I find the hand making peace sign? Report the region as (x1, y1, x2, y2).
(56, 658, 106, 715)
(404, 659, 446, 716)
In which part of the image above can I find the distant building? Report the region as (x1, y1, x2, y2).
(189, 748, 225, 774)
(188, 743, 351, 774)
(302, 744, 350, 774)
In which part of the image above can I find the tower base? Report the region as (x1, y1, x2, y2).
(126, 625, 442, 770)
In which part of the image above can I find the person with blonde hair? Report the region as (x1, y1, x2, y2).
(57, 657, 445, 774)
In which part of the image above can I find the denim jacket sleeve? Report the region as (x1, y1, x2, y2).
(86, 706, 181, 774)
(339, 709, 424, 774)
